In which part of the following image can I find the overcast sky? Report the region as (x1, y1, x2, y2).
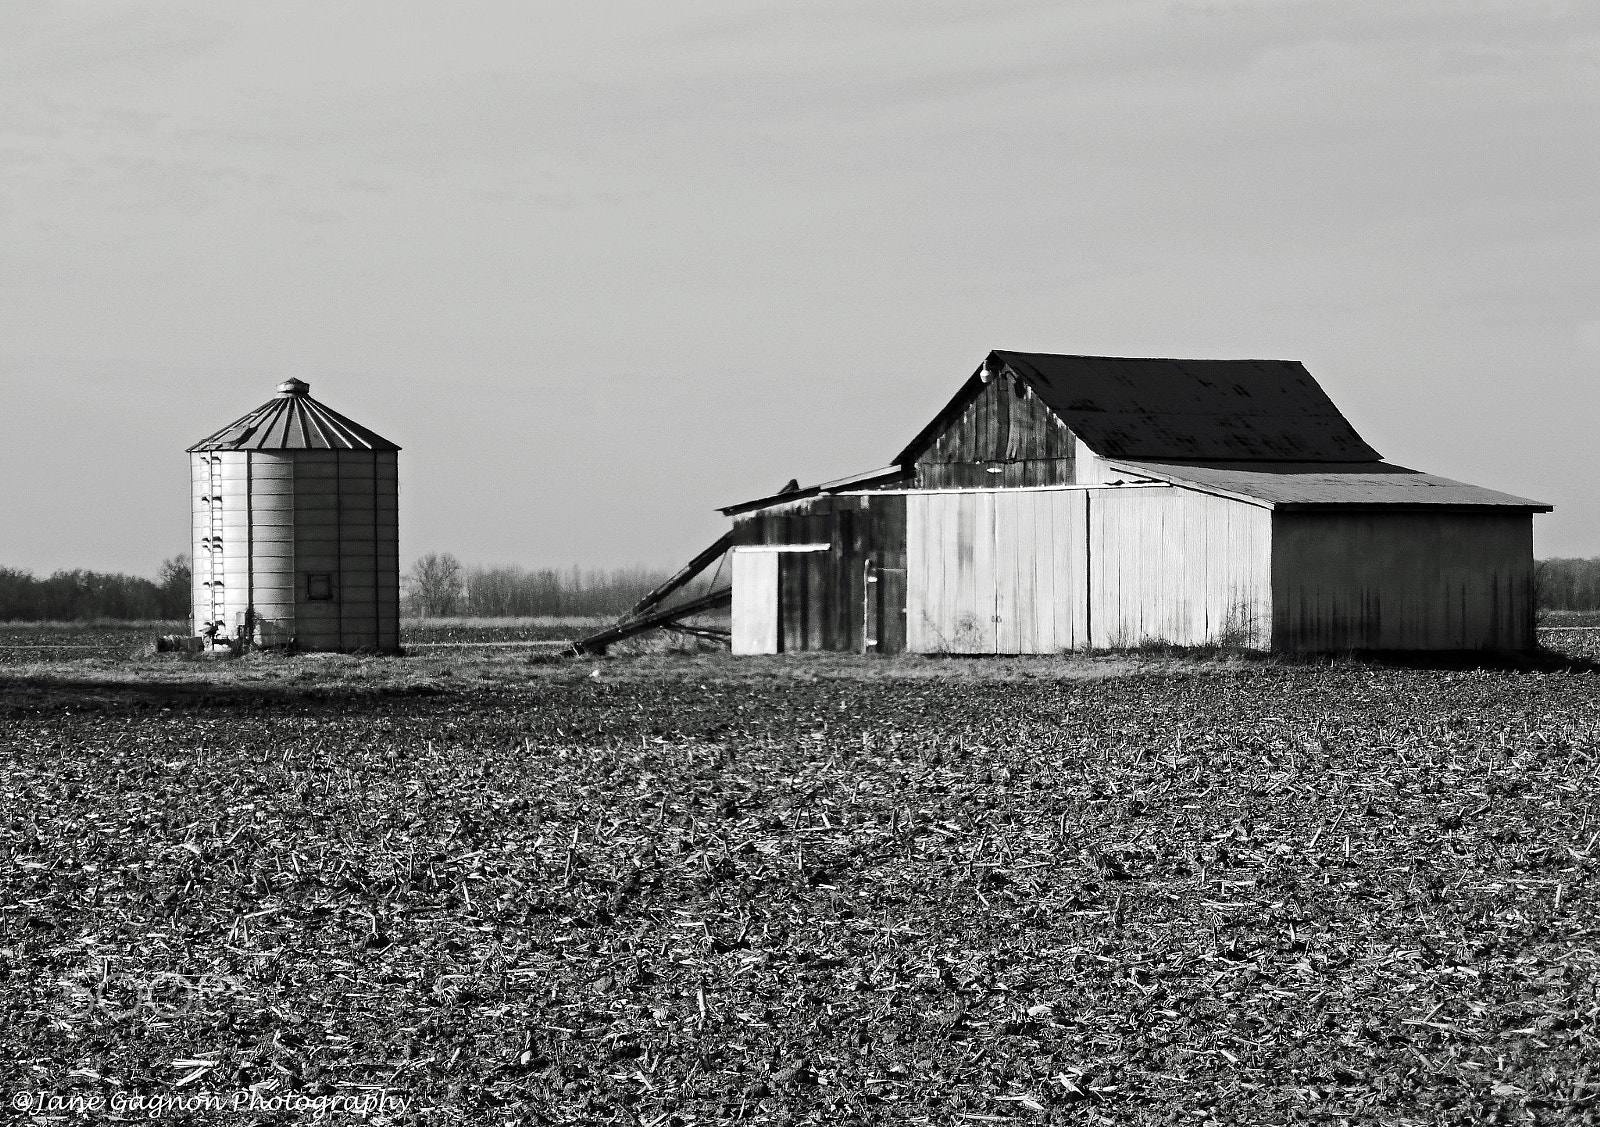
(2, 1, 1597, 577)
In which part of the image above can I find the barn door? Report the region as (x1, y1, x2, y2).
(907, 490, 1085, 654)
(993, 489, 1086, 652)
(906, 493, 998, 652)
(731, 550, 779, 654)
(861, 559, 908, 655)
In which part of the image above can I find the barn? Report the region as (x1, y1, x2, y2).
(721, 351, 1551, 655)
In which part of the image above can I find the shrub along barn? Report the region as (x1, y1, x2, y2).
(720, 351, 1551, 655)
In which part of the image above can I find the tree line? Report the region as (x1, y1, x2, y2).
(6, 552, 1600, 621)
(403, 553, 687, 618)
(0, 557, 191, 621)
(1534, 558, 1600, 612)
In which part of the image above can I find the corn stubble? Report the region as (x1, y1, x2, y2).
(2, 643, 1599, 1124)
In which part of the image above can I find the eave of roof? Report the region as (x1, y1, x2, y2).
(1108, 459, 1553, 511)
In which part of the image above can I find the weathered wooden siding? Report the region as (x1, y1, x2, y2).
(731, 493, 907, 653)
(912, 372, 1076, 488)
(907, 492, 996, 652)
(994, 490, 1087, 652)
(729, 481, 1536, 656)
(1089, 488, 1273, 648)
(1271, 511, 1536, 651)
(906, 490, 1089, 653)
(731, 550, 779, 654)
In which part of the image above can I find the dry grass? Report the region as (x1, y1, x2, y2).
(0, 619, 186, 630)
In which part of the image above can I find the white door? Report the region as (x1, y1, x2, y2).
(731, 550, 779, 654)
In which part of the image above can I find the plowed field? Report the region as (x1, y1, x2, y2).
(3, 637, 1598, 1124)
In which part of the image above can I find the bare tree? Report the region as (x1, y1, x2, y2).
(156, 554, 191, 619)
(404, 553, 464, 617)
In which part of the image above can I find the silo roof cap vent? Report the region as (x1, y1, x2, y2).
(276, 378, 310, 397)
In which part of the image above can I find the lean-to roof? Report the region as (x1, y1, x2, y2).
(1109, 459, 1551, 511)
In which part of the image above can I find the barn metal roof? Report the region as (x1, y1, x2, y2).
(187, 379, 400, 452)
(897, 352, 1381, 463)
(718, 465, 908, 515)
(1109, 459, 1552, 511)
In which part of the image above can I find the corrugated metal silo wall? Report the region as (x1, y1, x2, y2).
(731, 493, 908, 654)
(249, 455, 297, 643)
(291, 451, 399, 653)
(187, 450, 399, 652)
(190, 454, 209, 633)
(1270, 510, 1536, 651)
(219, 453, 253, 636)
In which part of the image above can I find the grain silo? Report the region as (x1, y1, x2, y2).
(188, 379, 401, 653)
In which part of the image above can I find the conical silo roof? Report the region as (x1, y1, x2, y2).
(188, 379, 400, 452)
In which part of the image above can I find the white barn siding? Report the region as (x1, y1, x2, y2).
(907, 492, 995, 652)
(993, 490, 1085, 652)
(906, 490, 1088, 654)
(756, 482, 1536, 658)
(1088, 488, 1273, 648)
(1271, 511, 1535, 651)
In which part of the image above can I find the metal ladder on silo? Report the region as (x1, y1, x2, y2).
(202, 455, 225, 639)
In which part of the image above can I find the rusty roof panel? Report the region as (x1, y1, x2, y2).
(1110, 459, 1551, 510)
(188, 379, 399, 452)
(994, 352, 1380, 462)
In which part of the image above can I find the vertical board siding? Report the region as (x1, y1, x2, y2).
(874, 494, 908, 655)
(913, 373, 1076, 488)
(731, 492, 909, 654)
(1088, 488, 1272, 649)
(732, 551, 780, 654)
(907, 490, 1087, 654)
(1271, 512, 1535, 651)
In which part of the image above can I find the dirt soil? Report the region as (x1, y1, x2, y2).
(2, 639, 1598, 1124)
